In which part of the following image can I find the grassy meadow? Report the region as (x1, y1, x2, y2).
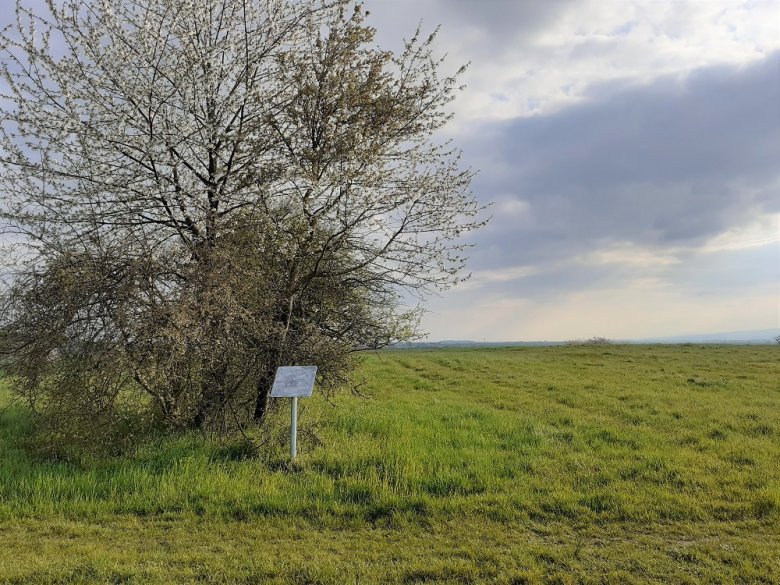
(0, 344, 778, 584)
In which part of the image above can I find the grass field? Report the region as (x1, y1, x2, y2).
(0, 345, 778, 584)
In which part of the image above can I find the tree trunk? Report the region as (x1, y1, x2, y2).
(253, 360, 277, 422)
(193, 357, 230, 429)
(253, 341, 293, 423)
(254, 294, 296, 423)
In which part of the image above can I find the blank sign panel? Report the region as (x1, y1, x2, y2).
(270, 366, 318, 398)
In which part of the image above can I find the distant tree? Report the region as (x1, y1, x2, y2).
(0, 0, 484, 448)
(565, 337, 614, 346)
(585, 337, 613, 345)
(775, 334, 780, 345)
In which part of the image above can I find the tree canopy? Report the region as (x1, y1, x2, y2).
(0, 0, 485, 451)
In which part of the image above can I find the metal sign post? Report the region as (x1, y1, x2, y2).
(290, 396, 298, 458)
(270, 366, 317, 460)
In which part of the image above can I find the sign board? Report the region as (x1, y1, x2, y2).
(270, 366, 317, 398)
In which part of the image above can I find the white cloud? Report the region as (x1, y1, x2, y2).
(368, 0, 780, 123)
(581, 242, 682, 268)
(700, 212, 780, 253)
(459, 264, 541, 291)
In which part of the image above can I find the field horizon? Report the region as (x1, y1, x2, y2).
(0, 344, 778, 584)
(394, 326, 780, 348)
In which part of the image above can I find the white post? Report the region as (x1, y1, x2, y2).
(290, 396, 298, 459)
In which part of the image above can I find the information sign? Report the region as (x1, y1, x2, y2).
(270, 366, 317, 459)
(270, 366, 317, 398)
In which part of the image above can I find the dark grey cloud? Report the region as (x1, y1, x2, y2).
(366, 0, 574, 55)
(462, 52, 780, 270)
(431, 0, 574, 43)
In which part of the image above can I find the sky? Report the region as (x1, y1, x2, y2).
(0, 1, 778, 342)
(365, 0, 780, 341)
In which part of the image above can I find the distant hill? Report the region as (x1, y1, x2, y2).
(389, 340, 566, 349)
(636, 328, 780, 344)
(391, 328, 780, 348)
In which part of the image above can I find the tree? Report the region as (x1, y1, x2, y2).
(0, 0, 484, 447)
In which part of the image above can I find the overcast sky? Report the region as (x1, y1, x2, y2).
(1, 1, 778, 341)
(365, 0, 780, 341)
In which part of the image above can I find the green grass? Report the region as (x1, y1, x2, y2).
(0, 345, 778, 583)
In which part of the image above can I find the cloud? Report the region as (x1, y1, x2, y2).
(415, 52, 780, 340)
(423, 240, 779, 341)
(463, 53, 780, 271)
(366, 0, 572, 50)
(2, 1, 777, 340)
(367, 0, 780, 122)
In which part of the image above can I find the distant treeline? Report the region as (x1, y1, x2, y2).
(390, 338, 777, 349)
